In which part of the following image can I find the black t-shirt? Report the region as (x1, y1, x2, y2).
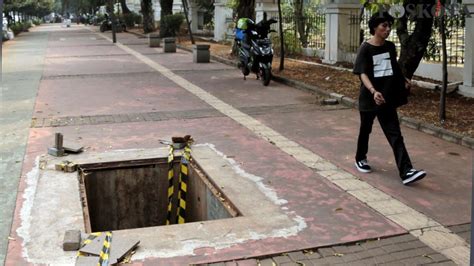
(353, 41, 407, 112)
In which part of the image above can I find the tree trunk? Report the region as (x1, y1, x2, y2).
(120, 0, 132, 14)
(294, 0, 308, 48)
(141, 0, 155, 33)
(278, 0, 284, 70)
(236, 0, 255, 20)
(182, 0, 195, 44)
(439, 3, 447, 123)
(396, 0, 435, 79)
(159, 0, 173, 37)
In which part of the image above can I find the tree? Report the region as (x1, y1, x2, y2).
(159, 0, 173, 37)
(437, 0, 448, 123)
(294, 0, 308, 48)
(278, 0, 285, 70)
(141, 0, 155, 33)
(236, 0, 255, 19)
(396, 0, 436, 79)
(120, 0, 132, 14)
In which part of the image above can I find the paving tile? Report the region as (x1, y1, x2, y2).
(272, 256, 292, 264)
(286, 251, 306, 262)
(317, 247, 335, 257)
(341, 253, 360, 262)
(373, 254, 396, 264)
(258, 258, 274, 266)
(381, 244, 406, 253)
(236, 259, 258, 266)
(304, 251, 321, 260)
(293, 259, 315, 266)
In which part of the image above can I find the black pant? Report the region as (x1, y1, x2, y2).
(355, 108, 412, 178)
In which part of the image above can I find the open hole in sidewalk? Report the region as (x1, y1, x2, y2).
(78, 155, 240, 233)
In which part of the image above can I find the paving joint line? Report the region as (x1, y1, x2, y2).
(31, 104, 331, 128)
(94, 30, 470, 265)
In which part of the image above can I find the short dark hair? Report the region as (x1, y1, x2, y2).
(368, 11, 394, 35)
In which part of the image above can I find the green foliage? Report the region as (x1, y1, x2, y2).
(22, 21, 33, 31)
(121, 12, 142, 27)
(271, 30, 302, 56)
(160, 13, 185, 37)
(4, 0, 54, 18)
(33, 19, 42, 25)
(10, 23, 24, 35)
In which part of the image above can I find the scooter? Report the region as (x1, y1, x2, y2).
(237, 18, 277, 86)
(99, 18, 127, 33)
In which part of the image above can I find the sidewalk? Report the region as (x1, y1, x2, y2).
(1, 24, 471, 265)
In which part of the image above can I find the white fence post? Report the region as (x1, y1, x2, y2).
(323, 1, 360, 64)
(459, 0, 474, 97)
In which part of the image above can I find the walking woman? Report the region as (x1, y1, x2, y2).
(353, 11, 426, 185)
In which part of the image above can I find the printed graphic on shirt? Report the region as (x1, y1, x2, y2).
(373, 52, 393, 78)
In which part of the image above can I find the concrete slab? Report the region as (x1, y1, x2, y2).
(42, 54, 154, 77)
(34, 72, 210, 118)
(176, 70, 322, 108)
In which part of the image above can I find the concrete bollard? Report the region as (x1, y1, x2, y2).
(148, 33, 161, 47)
(193, 44, 210, 63)
(163, 38, 176, 53)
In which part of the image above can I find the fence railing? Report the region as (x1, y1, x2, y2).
(264, 11, 326, 53)
(351, 12, 465, 66)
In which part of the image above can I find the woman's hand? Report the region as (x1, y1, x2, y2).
(374, 91, 386, 105)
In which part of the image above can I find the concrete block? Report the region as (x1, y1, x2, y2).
(63, 230, 81, 251)
(193, 44, 210, 63)
(48, 147, 65, 157)
(163, 38, 176, 53)
(148, 33, 161, 47)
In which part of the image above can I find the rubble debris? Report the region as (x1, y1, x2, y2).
(55, 161, 77, 172)
(63, 230, 81, 251)
(79, 233, 140, 265)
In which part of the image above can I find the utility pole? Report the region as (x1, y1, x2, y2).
(109, 0, 117, 43)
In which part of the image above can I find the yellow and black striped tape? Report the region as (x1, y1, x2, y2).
(176, 145, 191, 224)
(166, 145, 175, 225)
(77, 232, 102, 257)
(97, 231, 112, 266)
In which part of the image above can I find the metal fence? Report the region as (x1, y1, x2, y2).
(351, 12, 465, 66)
(264, 11, 326, 53)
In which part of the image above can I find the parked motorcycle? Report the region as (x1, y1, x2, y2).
(99, 18, 127, 33)
(236, 18, 277, 86)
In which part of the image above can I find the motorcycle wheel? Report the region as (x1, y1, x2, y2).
(241, 65, 250, 76)
(261, 68, 271, 86)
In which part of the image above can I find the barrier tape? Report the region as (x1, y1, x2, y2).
(166, 145, 175, 225)
(77, 232, 102, 257)
(97, 231, 113, 266)
(176, 145, 191, 224)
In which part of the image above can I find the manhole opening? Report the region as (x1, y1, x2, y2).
(78, 155, 241, 233)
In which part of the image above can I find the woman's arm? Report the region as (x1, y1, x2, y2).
(361, 73, 385, 105)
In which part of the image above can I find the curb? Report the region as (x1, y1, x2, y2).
(160, 42, 473, 150)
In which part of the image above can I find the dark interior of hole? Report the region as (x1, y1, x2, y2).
(82, 159, 237, 232)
